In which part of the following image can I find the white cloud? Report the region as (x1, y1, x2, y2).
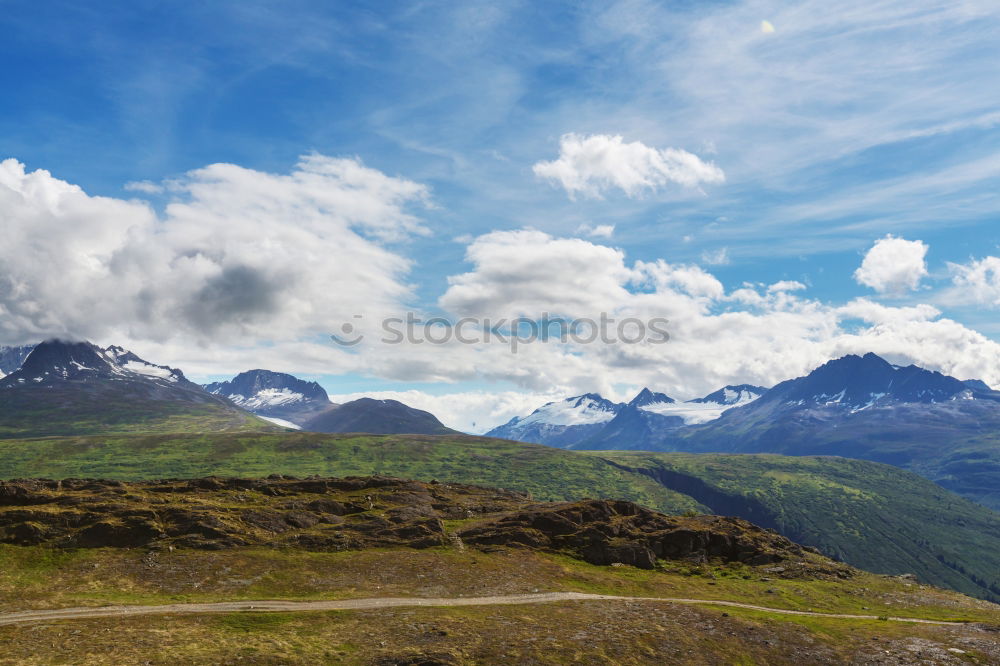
(8, 157, 1000, 428)
(700, 247, 730, 266)
(123, 180, 164, 194)
(576, 223, 615, 239)
(431, 229, 1000, 400)
(947, 256, 1000, 307)
(532, 133, 724, 199)
(853, 235, 928, 295)
(767, 280, 806, 293)
(440, 229, 636, 318)
(0, 155, 429, 345)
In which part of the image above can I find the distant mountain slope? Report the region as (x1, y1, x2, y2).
(600, 451, 1000, 602)
(484, 393, 623, 447)
(0, 340, 270, 438)
(205, 369, 334, 427)
(0, 344, 34, 377)
(301, 398, 456, 435)
(658, 353, 1000, 511)
(2, 431, 1000, 601)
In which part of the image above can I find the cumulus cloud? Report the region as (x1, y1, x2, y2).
(767, 281, 807, 293)
(7, 157, 1000, 426)
(440, 229, 635, 318)
(432, 229, 1000, 398)
(853, 235, 928, 295)
(0, 155, 429, 345)
(532, 133, 724, 199)
(947, 256, 1000, 307)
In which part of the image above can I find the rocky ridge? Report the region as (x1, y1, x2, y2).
(0, 476, 834, 574)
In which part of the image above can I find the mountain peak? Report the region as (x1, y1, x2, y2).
(203, 369, 332, 426)
(765, 353, 971, 409)
(1, 339, 192, 388)
(205, 369, 330, 404)
(12, 339, 116, 383)
(629, 388, 674, 407)
(301, 397, 454, 435)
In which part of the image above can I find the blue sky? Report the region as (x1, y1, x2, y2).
(4, 1, 1000, 430)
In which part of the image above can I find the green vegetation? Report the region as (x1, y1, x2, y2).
(671, 400, 1000, 511)
(0, 544, 996, 623)
(0, 385, 271, 438)
(0, 432, 702, 514)
(2, 431, 1000, 602)
(599, 451, 1000, 602)
(0, 545, 997, 665)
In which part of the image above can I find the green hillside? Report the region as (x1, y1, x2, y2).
(600, 452, 1000, 601)
(1, 431, 999, 601)
(0, 385, 273, 438)
(0, 432, 702, 515)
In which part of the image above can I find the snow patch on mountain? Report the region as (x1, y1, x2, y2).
(227, 388, 308, 410)
(639, 401, 736, 424)
(518, 394, 621, 427)
(634, 384, 765, 424)
(258, 415, 303, 430)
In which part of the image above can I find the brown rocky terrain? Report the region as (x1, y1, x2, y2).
(0, 475, 834, 574)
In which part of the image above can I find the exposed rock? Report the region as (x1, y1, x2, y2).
(457, 499, 806, 569)
(0, 476, 836, 574)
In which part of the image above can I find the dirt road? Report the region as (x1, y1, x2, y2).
(0, 592, 971, 627)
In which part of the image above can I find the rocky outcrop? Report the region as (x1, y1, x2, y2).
(457, 499, 806, 569)
(0, 476, 829, 573)
(0, 476, 526, 552)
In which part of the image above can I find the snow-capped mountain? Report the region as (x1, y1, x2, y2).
(1, 340, 194, 390)
(204, 369, 334, 427)
(570, 388, 686, 450)
(0, 339, 261, 438)
(489, 385, 768, 449)
(484, 393, 624, 447)
(104, 345, 189, 385)
(754, 352, 981, 411)
(648, 353, 1000, 510)
(0, 344, 35, 377)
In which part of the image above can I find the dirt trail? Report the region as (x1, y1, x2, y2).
(0, 593, 972, 627)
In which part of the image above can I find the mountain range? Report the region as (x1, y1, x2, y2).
(491, 352, 1000, 510)
(486, 383, 766, 449)
(0, 341, 453, 438)
(8, 341, 1000, 510)
(666, 352, 1000, 510)
(204, 368, 454, 435)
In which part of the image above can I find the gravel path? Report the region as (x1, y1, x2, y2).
(0, 592, 970, 627)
